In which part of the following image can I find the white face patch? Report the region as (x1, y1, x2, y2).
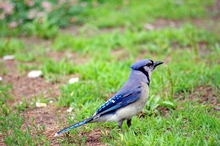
(143, 66, 153, 78)
(143, 66, 150, 72)
(144, 66, 154, 74)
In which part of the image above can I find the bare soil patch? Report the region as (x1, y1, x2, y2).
(21, 105, 69, 145)
(60, 25, 125, 37)
(151, 0, 220, 31)
(80, 129, 108, 146)
(110, 49, 130, 61)
(2, 60, 60, 105)
(19, 36, 52, 47)
(59, 26, 80, 36)
(176, 86, 220, 107)
(189, 86, 219, 105)
(45, 51, 86, 65)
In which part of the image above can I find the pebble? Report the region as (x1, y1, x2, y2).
(54, 133, 58, 137)
(28, 70, 43, 78)
(144, 24, 154, 30)
(3, 55, 15, 60)
(69, 77, 79, 84)
(66, 107, 73, 112)
(170, 21, 176, 27)
(36, 102, 47, 108)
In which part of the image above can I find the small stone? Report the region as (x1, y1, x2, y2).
(49, 100, 53, 103)
(170, 21, 176, 27)
(36, 102, 47, 107)
(66, 107, 73, 112)
(54, 133, 59, 137)
(3, 55, 15, 60)
(28, 70, 43, 78)
(69, 78, 79, 84)
(144, 24, 154, 30)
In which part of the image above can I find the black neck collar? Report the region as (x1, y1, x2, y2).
(138, 67, 150, 86)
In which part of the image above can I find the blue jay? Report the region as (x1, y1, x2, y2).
(55, 59, 163, 136)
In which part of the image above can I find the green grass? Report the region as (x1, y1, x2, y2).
(0, 38, 25, 57)
(108, 107, 220, 145)
(1, 111, 49, 145)
(84, 0, 215, 28)
(1, 0, 220, 145)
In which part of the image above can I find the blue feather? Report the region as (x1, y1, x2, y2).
(130, 59, 153, 70)
(95, 92, 141, 116)
(96, 95, 123, 114)
(55, 117, 93, 135)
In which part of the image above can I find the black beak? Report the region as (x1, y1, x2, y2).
(154, 61, 163, 67)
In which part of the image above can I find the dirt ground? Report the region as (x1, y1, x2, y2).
(1, 58, 107, 145)
(1, 1, 220, 145)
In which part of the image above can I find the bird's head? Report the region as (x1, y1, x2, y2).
(130, 59, 163, 78)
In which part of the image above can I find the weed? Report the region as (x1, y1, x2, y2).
(0, 83, 13, 116)
(24, 16, 58, 39)
(0, 38, 25, 57)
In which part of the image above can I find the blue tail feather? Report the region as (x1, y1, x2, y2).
(56, 117, 93, 135)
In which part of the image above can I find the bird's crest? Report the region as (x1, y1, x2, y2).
(130, 59, 153, 70)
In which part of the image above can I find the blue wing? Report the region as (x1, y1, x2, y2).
(95, 91, 141, 117)
(93, 78, 142, 118)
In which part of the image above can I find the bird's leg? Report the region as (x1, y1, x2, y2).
(127, 119, 132, 127)
(118, 119, 125, 129)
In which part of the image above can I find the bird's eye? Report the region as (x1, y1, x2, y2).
(146, 61, 153, 66)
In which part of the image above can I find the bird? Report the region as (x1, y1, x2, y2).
(55, 59, 163, 136)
